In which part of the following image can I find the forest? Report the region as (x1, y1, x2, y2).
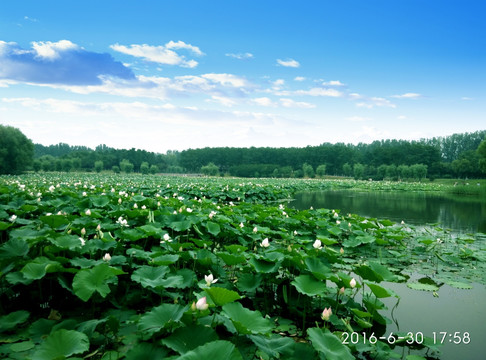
(30, 130, 486, 180)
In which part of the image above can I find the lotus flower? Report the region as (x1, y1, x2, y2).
(253, 226, 258, 233)
(350, 278, 357, 288)
(103, 253, 111, 261)
(195, 296, 209, 311)
(85, 209, 91, 216)
(205, 274, 218, 287)
(321, 307, 332, 321)
(313, 239, 322, 249)
(261, 238, 270, 248)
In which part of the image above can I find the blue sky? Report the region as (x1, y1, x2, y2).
(1, 0, 485, 152)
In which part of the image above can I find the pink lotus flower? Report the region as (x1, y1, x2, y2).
(321, 307, 332, 321)
(195, 296, 209, 311)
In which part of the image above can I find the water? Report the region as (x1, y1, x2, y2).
(292, 190, 486, 359)
(292, 190, 486, 233)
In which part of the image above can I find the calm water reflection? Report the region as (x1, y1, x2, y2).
(292, 190, 486, 233)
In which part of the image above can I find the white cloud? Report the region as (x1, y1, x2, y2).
(110, 41, 203, 68)
(206, 95, 238, 107)
(0, 40, 134, 85)
(356, 97, 396, 108)
(295, 87, 343, 97)
(225, 52, 254, 60)
(31, 40, 78, 60)
(276, 58, 300, 68)
(294, 76, 306, 81)
(390, 92, 422, 99)
(165, 40, 203, 55)
(280, 98, 315, 109)
(251, 97, 277, 107)
(322, 80, 345, 86)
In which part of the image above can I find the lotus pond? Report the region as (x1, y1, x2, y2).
(0, 174, 485, 360)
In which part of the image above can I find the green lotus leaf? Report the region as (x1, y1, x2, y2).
(131, 265, 170, 288)
(0, 311, 30, 333)
(72, 263, 119, 301)
(138, 303, 187, 336)
(178, 340, 242, 360)
(222, 302, 272, 335)
(291, 274, 327, 297)
(0, 238, 29, 259)
(32, 329, 89, 360)
(206, 221, 221, 236)
(161, 324, 218, 354)
(249, 334, 294, 358)
(205, 287, 241, 306)
(307, 327, 354, 360)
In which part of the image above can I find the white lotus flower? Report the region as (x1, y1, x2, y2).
(103, 253, 111, 261)
(350, 278, 357, 288)
(261, 238, 270, 248)
(9, 214, 17, 222)
(85, 209, 91, 216)
(204, 274, 218, 287)
(313, 239, 322, 249)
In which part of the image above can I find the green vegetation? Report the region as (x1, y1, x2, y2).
(1, 174, 484, 359)
(0, 125, 34, 175)
(31, 130, 486, 179)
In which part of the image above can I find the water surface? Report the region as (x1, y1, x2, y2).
(292, 190, 486, 233)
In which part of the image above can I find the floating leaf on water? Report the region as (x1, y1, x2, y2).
(445, 281, 473, 289)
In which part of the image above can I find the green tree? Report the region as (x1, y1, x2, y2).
(411, 164, 428, 181)
(140, 161, 150, 175)
(353, 163, 364, 180)
(303, 163, 315, 178)
(316, 164, 327, 177)
(0, 125, 34, 174)
(149, 164, 158, 174)
(478, 139, 486, 174)
(342, 163, 352, 177)
(201, 162, 220, 176)
(61, 158, 73, 172)
(120, 159, 134, 173)
(112, 165, 120, 174)
(94, 160, 104, 173)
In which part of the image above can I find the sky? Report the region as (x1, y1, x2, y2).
(0, 0, 485, 153)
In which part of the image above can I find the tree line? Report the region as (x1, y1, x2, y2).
(1, 124, 485, 179)
(182, 130, 486, 179)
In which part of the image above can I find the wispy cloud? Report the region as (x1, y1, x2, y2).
(110, 41, 203, 68)
(295, 87, 343, 97)
(225, 52, 254, 60)
(279, 98, 315, 108)
(276, 58, 300, 68)
(0, 40, 135, 85)
(322, 80, 345, 87)
(390, 92, 422, 99)
(356, 97, 396, 108)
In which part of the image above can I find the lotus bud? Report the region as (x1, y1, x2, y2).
(321, 307, 332, 321)
(103, 253, 111, 261)
(313, 239, 322, 249)
(339, 287, 345, 295)
(195, 296, 209, 311)
(81, 228, 86, 236)
(350, 278, 357, 288)
(340, 247, 344, 255)
(261, 238, 270, 248)
(85, 209, 91, 216)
